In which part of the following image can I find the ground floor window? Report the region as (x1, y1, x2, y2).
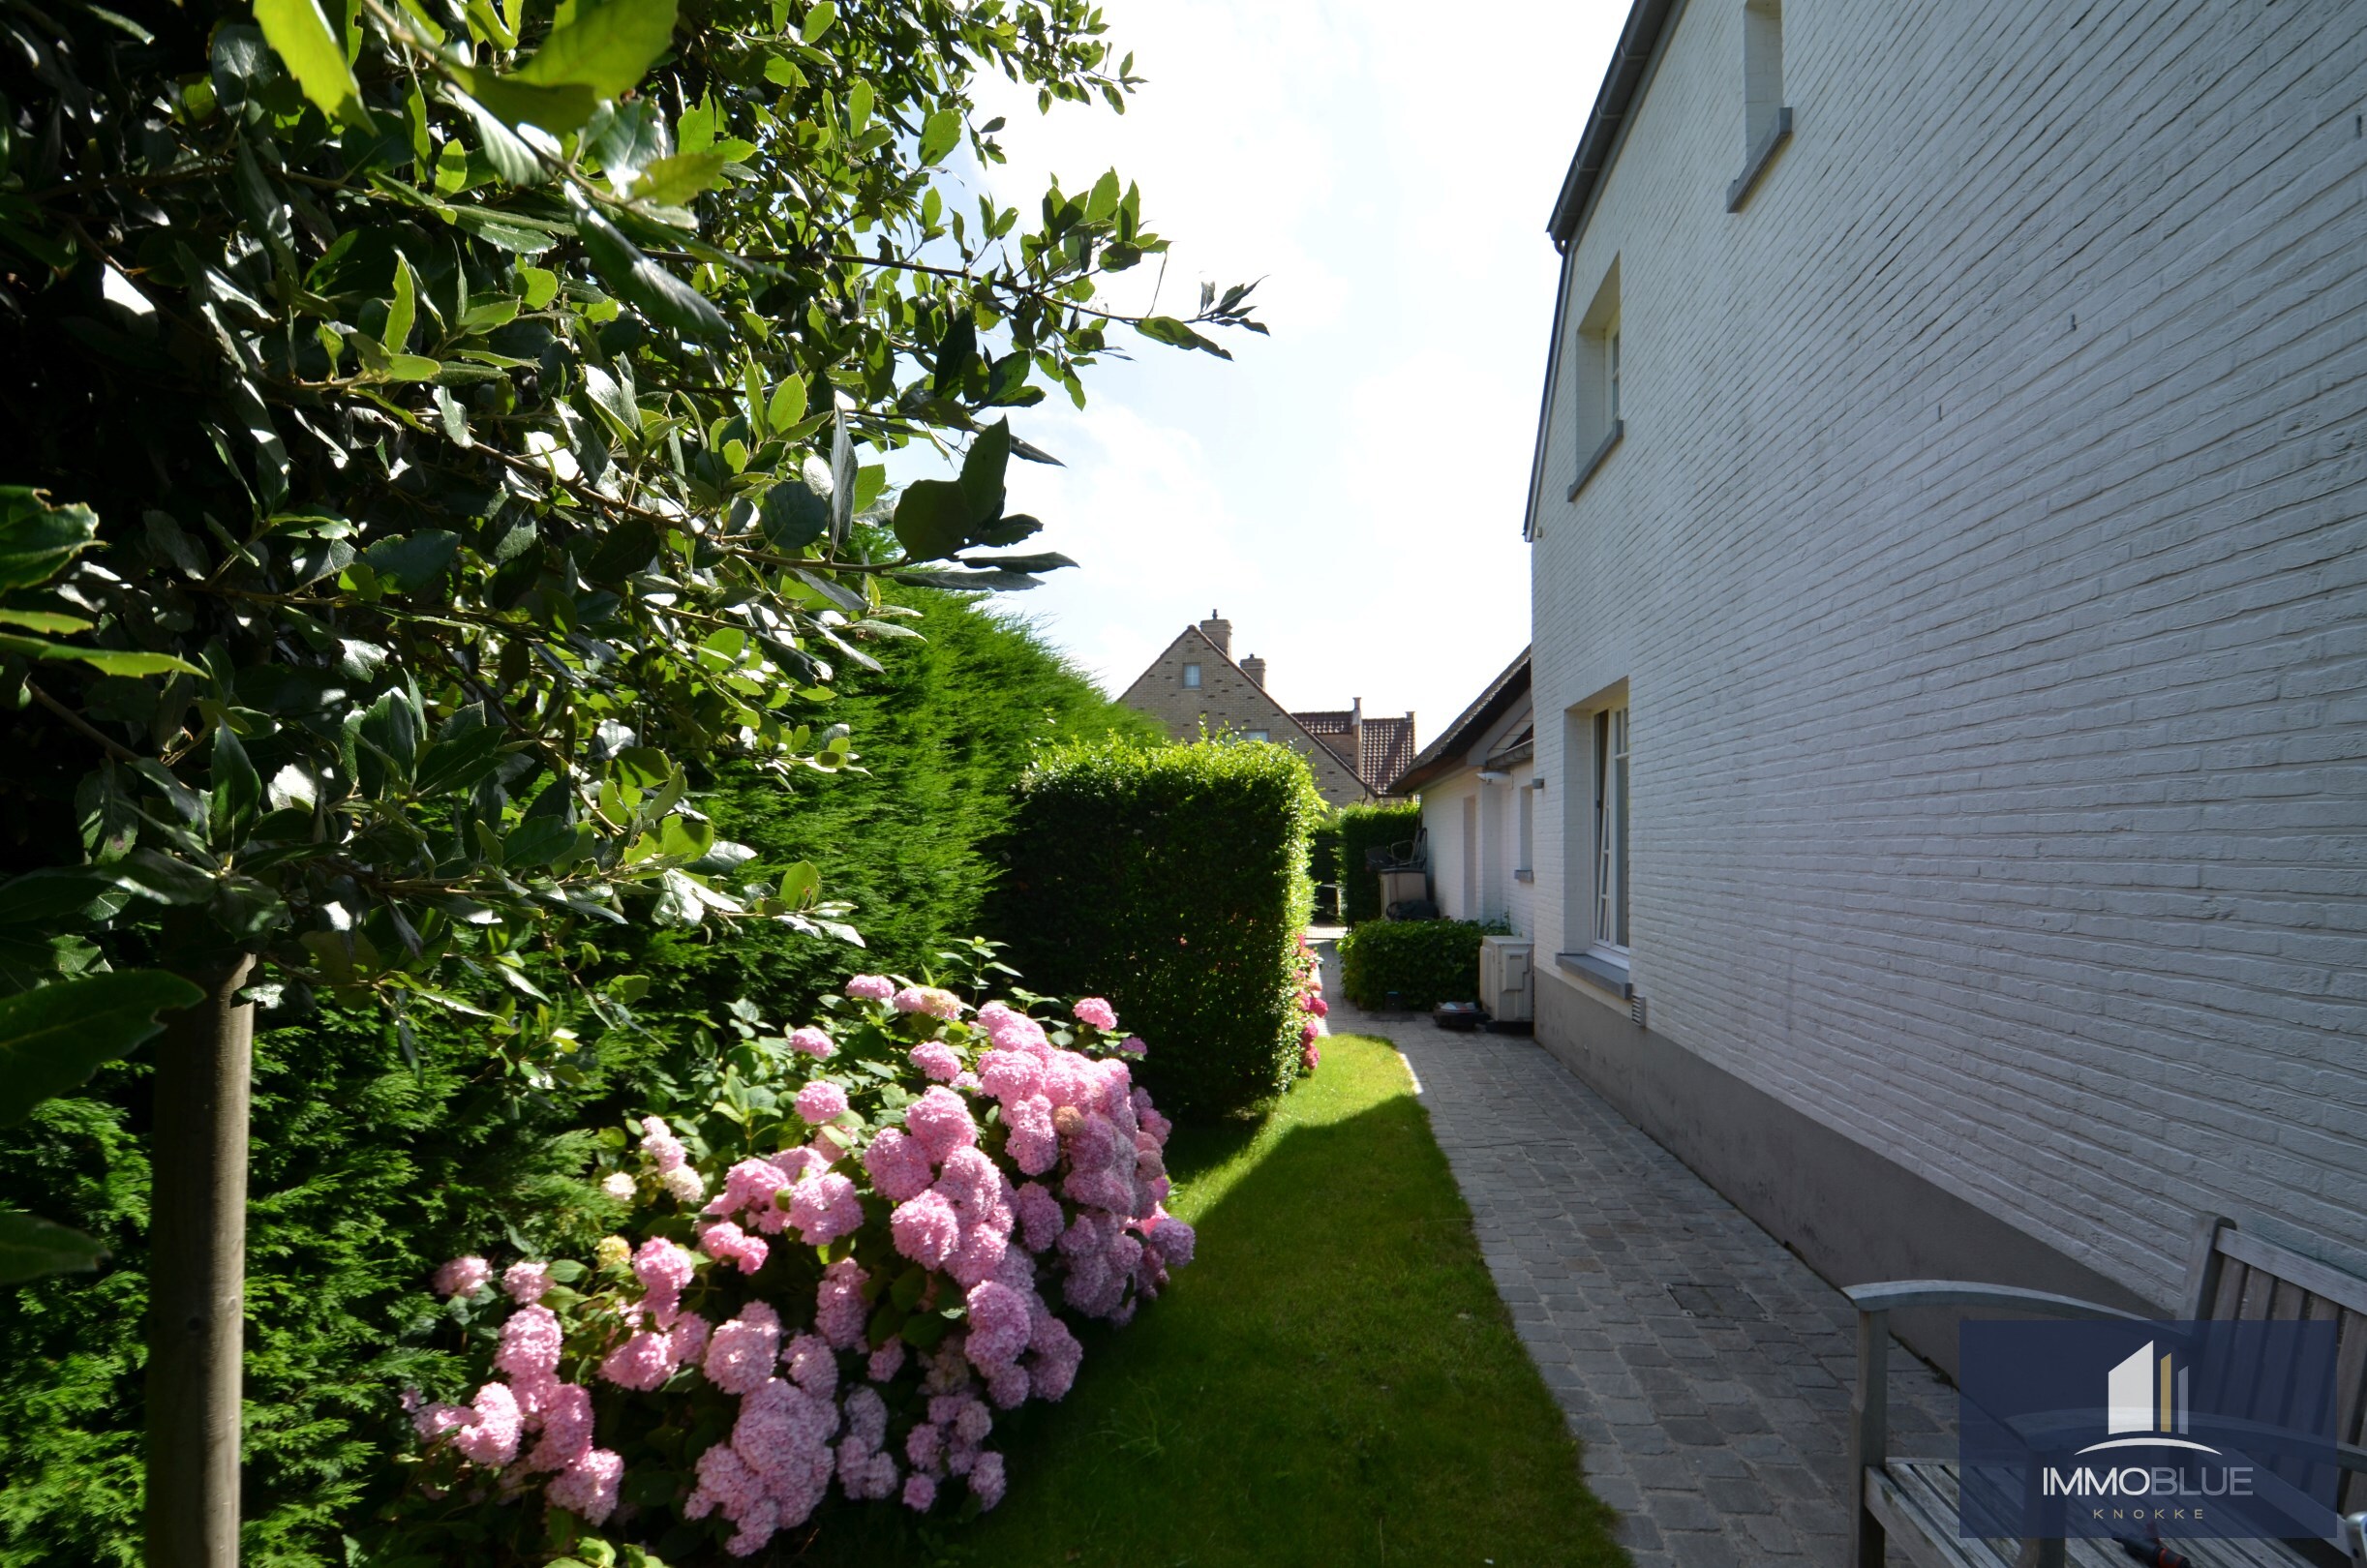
(1593, 705, 1629, 952)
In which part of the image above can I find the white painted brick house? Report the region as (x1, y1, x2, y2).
(1522, 0, 2367, 1338)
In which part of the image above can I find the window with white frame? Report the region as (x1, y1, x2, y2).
(1244, 728, 1269, 743)
(1592, 706, 1630, 953)
(1568, 258, 1624, 497)
(1182, 662, 1201, 689)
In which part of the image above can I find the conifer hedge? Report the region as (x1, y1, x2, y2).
(996, 739, 1323, 1121)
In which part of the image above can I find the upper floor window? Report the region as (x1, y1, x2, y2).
(1244, 728, 1269, 743)
(1567, 257, 1624, 499)
(1729, 0, 1792, 210)
(1182, 663, 1201, 689)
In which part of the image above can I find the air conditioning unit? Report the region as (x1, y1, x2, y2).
(1478, 936, 1534, 1024)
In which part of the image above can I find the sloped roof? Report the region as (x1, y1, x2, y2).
(1389, 648, 1532, 795)
(1290, 709, 1418, 797)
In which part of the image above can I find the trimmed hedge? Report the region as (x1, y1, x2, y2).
(1336, 919, 1490, 1011)
(1336, 801, 1426, 924)
(1309, 809, 1342, 923)
(995, 739, 1323, 1120)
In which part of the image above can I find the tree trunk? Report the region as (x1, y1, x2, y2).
(145, 951, 256, 1568)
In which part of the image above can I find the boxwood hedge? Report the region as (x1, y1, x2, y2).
(995, 739, 1323, 1121)
(1336, 919, 1491, 1011)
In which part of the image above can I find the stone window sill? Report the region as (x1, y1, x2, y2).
(1566, 420, 1624, 502)
(1556, 950, 1631, 1000)
(1727, 106, 1793, 212)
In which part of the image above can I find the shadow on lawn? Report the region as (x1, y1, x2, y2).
(782, 1036, 1623, 1568)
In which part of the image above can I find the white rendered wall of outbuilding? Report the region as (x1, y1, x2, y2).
(1526, 0, 2367, 1304)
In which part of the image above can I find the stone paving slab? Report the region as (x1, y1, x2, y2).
(1319, 959, 1955, 1568)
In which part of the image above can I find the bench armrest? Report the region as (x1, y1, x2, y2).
(1843, 1280, 2150, 1321)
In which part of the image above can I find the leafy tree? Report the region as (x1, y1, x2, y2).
(0, 0, 1259, 1556)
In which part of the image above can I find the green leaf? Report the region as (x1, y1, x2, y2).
(957, 418, 1011, 520)
(799, 0, 835, 41)
(356, 530, 461, 594)
(0, 1211, 109, 1284)
(64, 648, 204, 677)
(627, 149, 728, 208)
(571, 197, 726, 339)
(0, 488, 99, 592)
(0, 866, 132, 926)
(759, 474, 829, 552)
(0, 608, 91, 633)
(582, 518, 659, 584)
(0, 969, 203, 1128)
(1085, 168, 1121, 223)
(446, 66, 597, 136)
(209, 722, 262, 844)
(890, 479, 971, 562)
(918, 107, 960, 166)
(383, 256, 418, 355)
(510, 0, 679, 99)
(254, 0, 376, 129)
(777, 860, 819, 905)
(519, 265, 560, 309)
(766, 377, 807, 433)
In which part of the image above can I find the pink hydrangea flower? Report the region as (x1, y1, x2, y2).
(908, 1040, 961, 1082)
(526, 1381, 595, 1472)
(1013, 1181, 1065, 1254)
(1003, 1093, 1058, 1175)
(904, 1086, 978, 1163)
(501, 1267, 551, 1305)
(978, 1048, 1044, 1104)
(706, 1158, 791, 1226)
(1028, 1313, 1083, 1401)
(893, 985, 962, 1018)
(794, 1080, 847, 1124)
(1307, 995, 1329, 1017)
(638, 1115, 687, 1173)
(703, 1302, 781, 1397)
(661, 1163, 707, 1204)
(599, 1329, 679, 1392)
(788, 1025, 835, 1057)
(970, 1449, 1007, 1509)
(863, 1127, 935, 1202)
(494, 1304, 562, 1380)
(867, 1341, 906, 1382)
(788, 1171, 864, 1246)
(986, 1361, 1030, 1408)
(844, 974, 896, 1001)
(1072, 996, 1118, 1030)
(890, 1190, 961, 1269)
(962, 1282, 1031, 1371)
(1303, 1041, 1321, 1070)
(785, 1332, 837, 1398)
(698, 1220, 769, 1274)
(1148, 1214, 1198, 1268)
(977, 1001, 1050, 1053)
(546, 1446, 623, 1525)
(670, 1312, 712, 1367)
(453, 1380, 522, 1466)
(1118, 1034, 1147, 1056)
(816, 1258, 868, 1349)
(903, 1472, 937, 1511)
(433, 1254, 491, 1299)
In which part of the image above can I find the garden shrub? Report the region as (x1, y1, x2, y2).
(0, 593, 1148, 1568)
(994, 740, 1323, 1121)
(1336, 920, 1491, 1011)
(1336, 802, 1427, 925)
(374, 969, 1193, 1562)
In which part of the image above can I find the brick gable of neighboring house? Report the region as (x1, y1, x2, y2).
(1116, 623, 1376, 808)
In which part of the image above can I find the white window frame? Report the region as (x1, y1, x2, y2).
(1182, 662, 1201, 689)
(1591, 705, 1631, 958)
(1568, 258, 1624, 498)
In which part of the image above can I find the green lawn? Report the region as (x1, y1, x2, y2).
(796, 1032, 1624, 1568)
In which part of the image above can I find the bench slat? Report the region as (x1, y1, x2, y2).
(2219, 1231, 2367, 1319)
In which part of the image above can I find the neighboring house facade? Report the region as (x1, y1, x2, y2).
(1391, 648, 1536, 933)
(1118, 614, 1416, 808)
(1521, 0, 2367, 1350)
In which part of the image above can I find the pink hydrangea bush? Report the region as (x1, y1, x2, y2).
(1292, 935, 1328, 1072)
(400, 969, 1195, 1557)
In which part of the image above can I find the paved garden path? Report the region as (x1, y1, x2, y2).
(1315, 946, 1957, 1568)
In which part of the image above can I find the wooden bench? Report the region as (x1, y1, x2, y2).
(1846, 1216, 2367, 1568)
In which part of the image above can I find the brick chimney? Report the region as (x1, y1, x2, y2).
(1198, 610, 1230, 656)
(1240, 653, 1267, 688)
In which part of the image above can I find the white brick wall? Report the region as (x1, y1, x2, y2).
(1527, 0, 2367, 1302)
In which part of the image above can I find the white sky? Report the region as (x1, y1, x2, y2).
(910, 1, 1629, 740)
